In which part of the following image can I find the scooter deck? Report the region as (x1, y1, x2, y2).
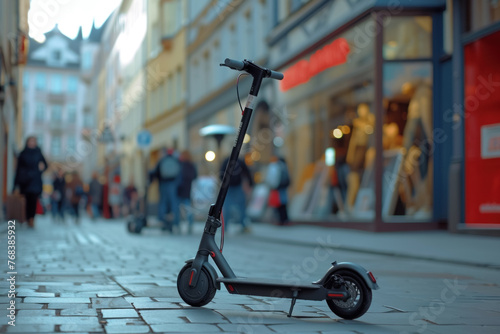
(217, 277, 333, 301)
(217, 277, 321, 289)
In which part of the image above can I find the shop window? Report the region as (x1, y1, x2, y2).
(383, 62, 433, 219)
(383, 16, 432, 60)
(281, 17, 376, 221)
(465, 0, 500, 33)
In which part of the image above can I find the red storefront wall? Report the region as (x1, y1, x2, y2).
(464, 30, 500, 225)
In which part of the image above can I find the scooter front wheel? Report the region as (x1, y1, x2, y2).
(177, 264, 216, 307)
(326, 269, 372, 320)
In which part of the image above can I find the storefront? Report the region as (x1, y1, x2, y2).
(267, 0, 448, 231)
(449, 0, 500, 230)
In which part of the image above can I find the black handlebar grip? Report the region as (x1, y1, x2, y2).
(224, 58, 245, 70)
(269, 70, 284, 80)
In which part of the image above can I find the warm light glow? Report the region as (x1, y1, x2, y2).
(341, 125, 351, 135)
(205, 151, 216, 162)
(333, 129, 343, 139)
(243, 134, 251, 144)
(251, 151, 261, 161)
(387, 41, 398, 47)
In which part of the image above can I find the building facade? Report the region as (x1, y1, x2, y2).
(186, 0, 276, 177)
(0, 0, 30, 220)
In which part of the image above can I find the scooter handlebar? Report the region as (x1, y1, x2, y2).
(223, 58, 284, 80)
(268, 69, 284, 80)
(224, 58, 245, 71)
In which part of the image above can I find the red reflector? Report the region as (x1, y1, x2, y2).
(188, 271, 194, 285)
(368, 271, 376, 283)
(328, 293, 344, 298)
(227, 284, 234, 292)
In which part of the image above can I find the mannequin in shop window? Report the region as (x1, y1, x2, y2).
(399, 80, 433, 217)
(345, 103, 375, 209)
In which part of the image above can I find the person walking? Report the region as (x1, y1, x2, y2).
(88, 172, 103, 220)
(265, 156, 290, 225)
(178, 150, 198, 234)
(13, 136, 48, 228)
(153, 148, 181, 232)
(123, 179, 138, 216)
(67, 171, 84, 224)
(51, 168, 66, 223)
(220, 156, 253, 233)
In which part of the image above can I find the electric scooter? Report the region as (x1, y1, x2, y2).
(177, 58, 379, 319)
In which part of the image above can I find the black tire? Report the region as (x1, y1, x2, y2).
(326, 270, 372, 320)
(177, 264, 216, 307)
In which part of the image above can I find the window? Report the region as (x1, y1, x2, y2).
(82, 51, 92, 70)
(37, 134, 44, 149)
(51, 74, 63, 93)
(67, 137, 76, 152)
(382, 62, 433, 219)
(36, 73, 46, 91)
(68, 75, 78, 93)
(51, 105, 62, 121)
(466, 0, 500, 33)
(67, 105, 77, 122)
(51, 136, 61, 157)
(36, 103, 45, 121)
(23, 72, 29, 90)
(23, 102, 29, 122)
(281, 17, 375, 221)
(52, 50, 61, 62)
(383, 16, 432, 60)
(176, 67, 182, 105)
(84, 112, 93, 128)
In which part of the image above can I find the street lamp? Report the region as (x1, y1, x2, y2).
(199, 124, 237, 150)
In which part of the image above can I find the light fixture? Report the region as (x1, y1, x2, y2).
(205, 151, 216, 162)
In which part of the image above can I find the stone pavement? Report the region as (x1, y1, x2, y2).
(1, 215, 499, 334)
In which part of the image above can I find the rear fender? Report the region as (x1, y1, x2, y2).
(185, 259, 220, 290)
(315, 262, 379, 290)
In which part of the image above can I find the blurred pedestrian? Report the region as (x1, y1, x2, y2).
(123, 178, 138, 216)
(88, 171, 103, 220)
(67, 171, 84, 223)
(13, 136, 48, 228)
(265, 156, 290, 225)
(109, 173, 122, 219)
(178, 150, 197, 234)
(51, 168, 66, 223)
(220, 156, 253, 233)
(153, 148, 181, 232)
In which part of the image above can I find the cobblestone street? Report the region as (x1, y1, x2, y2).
(1, 216, 500, 333)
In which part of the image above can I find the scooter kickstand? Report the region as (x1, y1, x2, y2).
(288, 290, 298, 317)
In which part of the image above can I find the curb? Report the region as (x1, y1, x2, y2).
(252, 233, 500, 270)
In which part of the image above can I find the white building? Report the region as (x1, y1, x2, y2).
(23, 27, 86, 175)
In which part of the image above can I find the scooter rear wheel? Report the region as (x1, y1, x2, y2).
(326, 269, 372, 320)
(177, 264, 216, 307)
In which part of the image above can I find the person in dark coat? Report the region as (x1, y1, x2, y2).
(66, 171, 84, 224)
(51, 168, 66, 223)
(88, 171, 103, 220)
(178, 150, 197, 234)
(13, 136, 48, 228)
